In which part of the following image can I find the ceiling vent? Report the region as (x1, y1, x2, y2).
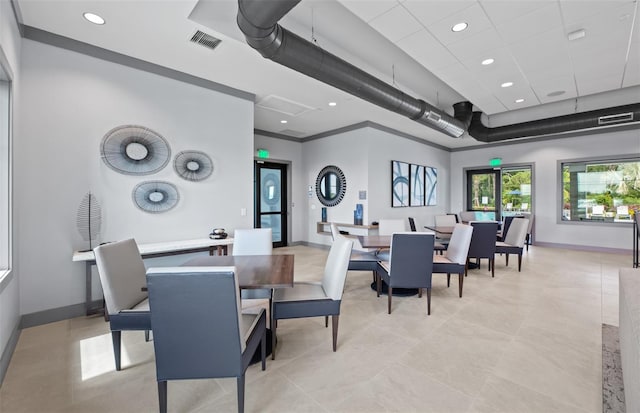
(189, 30, 221, 51)
(598, 112, 634, 125)
(257, 95, 315, 117)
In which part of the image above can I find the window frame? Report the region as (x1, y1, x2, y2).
(0, 46, 13, 289)
(557, 154, 639, 226)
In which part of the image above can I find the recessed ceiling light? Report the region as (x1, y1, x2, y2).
(501, 82, 513, 88)
(328, 102, 337, 107)
(567, 29, 586, 41)
(515, 98, 525, 103)
(280, 120, 288, 124)
(83, 12, 105, 25)
(451, 22, 468, 32)
(481, 58, 494, 66)
(547, 90, 565, 97)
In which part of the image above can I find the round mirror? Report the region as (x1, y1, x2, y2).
(316, 165, 346, 207)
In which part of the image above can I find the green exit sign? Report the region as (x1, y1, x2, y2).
(257, 149, 270, 159)
(489, 158, 502, 167)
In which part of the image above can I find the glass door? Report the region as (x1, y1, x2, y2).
(466, 169, 500, 221)
(501, 166, 532, 218)
(255, 161, 287, 248)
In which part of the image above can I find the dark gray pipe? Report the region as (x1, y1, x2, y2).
(468, 103, 640, 142)
(236, 0, 466, 138)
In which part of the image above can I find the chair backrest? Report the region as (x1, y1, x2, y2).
(521, 212, 534, 233)
(445, 224, 474, 265)
(501, 215, 524, 241)
(504, 218, 529, 248)
(460, 211, 476, 223)
(378, 219, 406, 235)
(388, 232, 434, 288)
(330, 223, 340, 240)
(408, 217, 417, 232)
(467, 221, 499, 259)
(321, 236, 354, 301)
(146, 266, 244, 379)
(435, 214, 457, 226)
(233, 228, 273, 256)
(94, 238, 147, 314)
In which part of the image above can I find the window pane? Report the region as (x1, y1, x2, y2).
(561, 159, 640, 222)
(0, 79, 9, 271)
(470, 172, 497, 211)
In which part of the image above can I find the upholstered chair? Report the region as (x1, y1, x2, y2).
(433, 224, 474, 297)
(495, 218, 529, 271)
(467, 221, 499, 277)
(331, 223, 377, 282)
(93, 238, 151, 371)
(146, 266, 266, 413)
(376, 219, 406, 260)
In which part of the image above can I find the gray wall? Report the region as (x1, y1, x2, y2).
(16, 39, 255, 316)
(450, 129, 640, 250)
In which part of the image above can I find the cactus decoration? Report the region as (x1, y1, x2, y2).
(76, 191, 102, 252)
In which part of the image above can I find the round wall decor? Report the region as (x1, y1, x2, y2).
(316, 165, 346, 207)
(100, 125, 171, 175)
(174, 150, 213, 181)
(132, 181, 179, 213)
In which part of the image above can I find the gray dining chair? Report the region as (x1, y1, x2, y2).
(376, 232, 435, 315)
(466, 221, 499, 277)
(331, 223, 377, 282)
(434, 214, 457, 245)
(93, 238, 151, 371)
(271, 236, 353, 359)
(146, 266, 267, 413)
(433, 224, 474, 297)
(376, 219, 406, 260)
(495, 217, 529, 271)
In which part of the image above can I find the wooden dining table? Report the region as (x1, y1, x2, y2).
(182, 254, 295, 289)
(358, 235, 446, 251)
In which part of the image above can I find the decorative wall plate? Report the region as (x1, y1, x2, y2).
(174, 150, 213, 181)
(132, 181, 179, 213)
(101, 125, 171, 175)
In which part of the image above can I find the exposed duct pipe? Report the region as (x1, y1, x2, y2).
(236, 0, 466, 138)
(468, 103, 640, 143)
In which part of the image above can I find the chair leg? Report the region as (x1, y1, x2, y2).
(447, 273, 451, 287)
(158, 381, 167, 413)
(505, 253, 510, 266)
(518, 253, 522, 272)
(376, 273, 381, 297)
(111, 331, 121, 371)
(325, 316, 328, 327)
(145, 330, 150, 342)
(491, 259, 495, 278)
(526, 234, 530, 251)
(426, 288, 431, 315)
(458, 273, 463, 297)
(332, 315, 339, 352)
(261, 328, 266, 371)
(387, 287, 393, 314)
(465, 262, 468, 277)
(372, 271, 376, 283)
(271, 319, 277, 360)
(418, 287, 423, 298)
(237, 375, 245, 413)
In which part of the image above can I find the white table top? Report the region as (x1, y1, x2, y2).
(72, 237, 234, 262)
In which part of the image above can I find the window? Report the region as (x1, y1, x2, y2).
(561, 157, 640, 222)
(466, 165, 533, 221)
(0, 61, 11, 277)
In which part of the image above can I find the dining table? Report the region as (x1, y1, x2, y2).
(358, 235, 446, 252)
(182, 254, 295, 289)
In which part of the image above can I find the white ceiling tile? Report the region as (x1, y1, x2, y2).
(397, 30, 459, 69)
(509, 28, 570, 72)
(573, 48, 626, 80)
(402, 0, 476, 27)
(446, 28, 506, 61)
(499, 88, 542, 112)
(369, 4, 423, 43)
(495, 3, 563, 45)
(479, 0, 551, 25)
(532, 75, 578, 103)
(622, 40, 640, 88)
(560, 0, 634, 26)
(457, 46, 518, 72)
(576, 74, 623, 96)
(425, 3, 495, 45)
(338, 0, 399, 23)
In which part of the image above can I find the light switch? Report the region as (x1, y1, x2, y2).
(240, 208, 247, 216)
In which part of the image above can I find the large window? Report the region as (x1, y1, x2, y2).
(561, 157, 639, 222)
(0, 59, 11, 277)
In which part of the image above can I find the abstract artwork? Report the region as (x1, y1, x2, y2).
(132, 181, 179, 213)
(391, 160, 409, 207)
(174, 150, 213, 181)
(425, 166, 437, 206)
(410, 164, 425, 206)
(100, 125, 171, 175)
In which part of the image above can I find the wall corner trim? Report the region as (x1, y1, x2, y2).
(0, 324, 20, 387)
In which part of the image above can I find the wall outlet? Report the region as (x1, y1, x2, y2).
(240, 208, 247, 216)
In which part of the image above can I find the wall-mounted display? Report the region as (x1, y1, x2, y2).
(174, 150, 213, 181)
(132, 181, 179, 213)
(316, 165, 346, 207)
(392, 160, 437, 207)
(101, 125, 171, 175)
(391, 161, 409, 207)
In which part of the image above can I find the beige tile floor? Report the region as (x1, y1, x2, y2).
(0, 244, 629, 413)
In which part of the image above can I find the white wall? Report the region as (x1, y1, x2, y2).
(0, 0, 22, 367)
(450, 129, 640, 250)
(302, 126, 451, 247)
(254, 134, 305, 243)
(16, 40, 254, 315)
